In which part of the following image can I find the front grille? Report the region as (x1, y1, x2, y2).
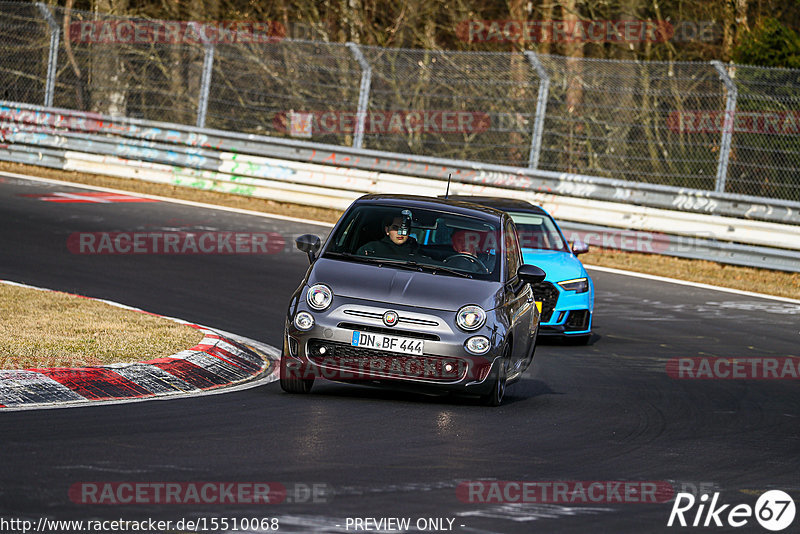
(565, 310, 590, 330)
(306, 339, 466, 382)
(337, 322, 439, 341)
(532, 282, 559, 322)
(343, 309, 439, 327)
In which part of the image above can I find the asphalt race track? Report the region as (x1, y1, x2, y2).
(0, 174, 798, 533)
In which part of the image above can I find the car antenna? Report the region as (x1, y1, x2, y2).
(445, 173, 452, 199)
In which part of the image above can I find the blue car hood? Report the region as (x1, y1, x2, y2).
(308, 258, 501, 312)
(521, 249, 587, 283)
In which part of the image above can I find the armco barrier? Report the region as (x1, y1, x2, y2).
(2, 100, 799, 272)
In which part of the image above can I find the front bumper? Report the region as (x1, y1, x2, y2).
(283, 299, 506, 396)
(533, 281, 593, 336)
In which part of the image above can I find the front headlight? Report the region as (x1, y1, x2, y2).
(558, 278, 589, 293)
(465, 336, 491, 355)
(456, 305, 486, 331)
(294, 311, 314, 331)
(306, 283, 333, 310)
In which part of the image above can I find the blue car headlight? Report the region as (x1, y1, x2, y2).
(558, 278, 589, 293)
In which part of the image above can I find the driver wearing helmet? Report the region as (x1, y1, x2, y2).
(356, 211, 422, 259)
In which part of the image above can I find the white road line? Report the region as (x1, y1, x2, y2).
(0, 170, 334, 227)
(584, 264, 800, 304)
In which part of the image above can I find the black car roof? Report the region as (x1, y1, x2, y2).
(353, 194, 507, 223)
(440, 195, 549, 215)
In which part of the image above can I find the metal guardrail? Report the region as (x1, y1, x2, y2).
(3, 2, 799, 203)
(1, 100, 799, 272)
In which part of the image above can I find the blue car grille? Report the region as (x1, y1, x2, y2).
(532, 282, 559, 322)
(566, 310, 590, 330)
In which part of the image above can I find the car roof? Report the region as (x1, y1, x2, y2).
(440, 195, 550, 216)
(354, 194, 507, 223)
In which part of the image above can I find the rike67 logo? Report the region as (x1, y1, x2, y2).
(668, 490, 795, 531)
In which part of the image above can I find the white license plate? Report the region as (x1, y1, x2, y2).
(351, 331, 424, 356)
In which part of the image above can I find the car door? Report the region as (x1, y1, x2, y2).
(503, 219, 535, 376)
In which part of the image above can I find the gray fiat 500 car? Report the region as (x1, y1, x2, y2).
(280, 194, 546, 406)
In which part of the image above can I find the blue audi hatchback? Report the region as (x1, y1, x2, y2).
(445, 197, 594, 344)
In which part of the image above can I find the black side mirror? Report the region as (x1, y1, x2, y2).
(571, 240, 589, 255)
(296, 234, 321, 263)
(518, 264, 546, 284)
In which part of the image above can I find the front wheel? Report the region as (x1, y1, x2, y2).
(279, 356, 314, 394)
(481, 347, 509, 407)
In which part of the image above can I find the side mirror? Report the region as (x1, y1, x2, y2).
(571, 240, 589, 256)
(296, 234, 321, 263)
(518, 264, 546, 284)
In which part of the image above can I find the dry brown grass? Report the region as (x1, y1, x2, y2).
(0, 283, 204, 369)
(2, 160, 798, 300)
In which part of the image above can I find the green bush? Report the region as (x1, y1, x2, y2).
(733, 18, 800, 68)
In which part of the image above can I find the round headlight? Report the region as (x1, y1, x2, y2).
(294, 311, 314, 331)
(456, 305, 486, 331)
(306, 284, 333, 310)
(465, 336, 491, 355)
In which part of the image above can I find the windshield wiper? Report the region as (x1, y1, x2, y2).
(324, 252, 423, 271)
(421, 264, 473, 278)
(324, 252, 472, 277)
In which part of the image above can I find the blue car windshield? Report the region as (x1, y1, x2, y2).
(324, 205, 502, 280)
(507, 211, 568, 252)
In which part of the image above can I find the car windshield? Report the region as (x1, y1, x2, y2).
(323, 204, 502, 280)
(507, 211, 569, 252)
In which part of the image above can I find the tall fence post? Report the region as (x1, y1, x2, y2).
(36, 3, 60, 107)
(525, 51, 550, 170)
(195, 22, 215, 128)
(347, 42, 372, 149)
(711, 60, 738, 194)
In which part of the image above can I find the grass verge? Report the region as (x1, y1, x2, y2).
(0, 283, 204, 370)
(583, 250, 800, 300)
(1, 160, 798, 300)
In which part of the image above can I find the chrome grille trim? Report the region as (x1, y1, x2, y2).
(344, 308, 439, 327)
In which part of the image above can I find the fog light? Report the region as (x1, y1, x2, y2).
(319, 346, 327, 355)
(294, 311, 314, 331)
(465, 336, 490, 355)
(444, 363, 454, 373)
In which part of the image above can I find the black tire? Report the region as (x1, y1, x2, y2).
(481, 347, 509, 407)
(279, 356, 314, 394)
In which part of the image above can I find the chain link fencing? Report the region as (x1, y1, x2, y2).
(0, 1, 798, 201)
